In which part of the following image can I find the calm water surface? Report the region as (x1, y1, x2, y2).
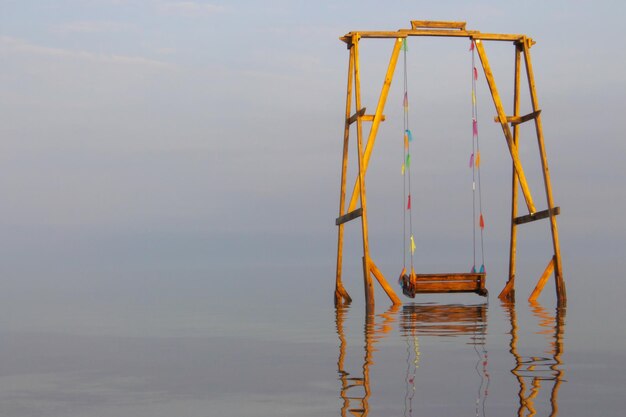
(0, 265, 624, 416)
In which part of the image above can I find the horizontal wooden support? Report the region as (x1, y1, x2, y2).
(361, 114, 385, 122)
(411, 20, 466, 30)
(494, 109, 541, 126)
(340, 30, 526, 43)
(335, 208, 363, 225)
(348, 108, 366, 125)
(514, 206, 560, 225)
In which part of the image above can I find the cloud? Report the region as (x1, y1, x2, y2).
(158, 1, 225, 16)
(52, 21, 132, 34)
(0, 36, 174, 70)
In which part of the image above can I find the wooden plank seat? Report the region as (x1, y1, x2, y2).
(400, 273, 488, 297)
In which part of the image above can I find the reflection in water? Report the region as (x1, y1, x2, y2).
(503, 302, 566, 416)
(335, 304, 399, 417)
(401, 303, 490, 417)
(336, 303, 489, 417)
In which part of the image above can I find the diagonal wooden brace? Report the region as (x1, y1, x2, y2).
(475, 40, 536, 214)
(347, 38, 403, 213)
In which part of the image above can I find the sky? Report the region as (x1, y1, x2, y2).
(1, 0, 625, 302)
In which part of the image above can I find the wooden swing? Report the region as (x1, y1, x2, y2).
(397, 34, 487, 299)
(334, 21, 565, 309)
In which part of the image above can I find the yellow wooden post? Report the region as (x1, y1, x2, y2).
(335, 43, 355, 305)
(521, 38, 566, 304)
(475, 39, 537, 214)
(352, 35, 375, 309)
(500, 43, 523, 301)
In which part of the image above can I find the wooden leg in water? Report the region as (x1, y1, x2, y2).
(353, 36, 374, 311)
(363, 257, 375, 313)
(500, 43, 522, 302)
(528, 256, 555, 302)
(334, 44, 355, 306)
(369, 260, 401, 305)
(522, 38, 566, 304)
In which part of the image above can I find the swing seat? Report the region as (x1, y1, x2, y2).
(401, 272, 488, 298)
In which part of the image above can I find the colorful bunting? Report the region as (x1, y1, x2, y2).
(404, 133, 409, 150)
(473, 119, 478, 137)
(405, 129, 413, 142)
(474, 67, 478, 81)
(410, 234, 416, 254)
(469, 40, 475, 51)
(405, 153, 411, 168)
(479, 264, 485, 273)
(403, 92, 409, 109)
(472, 90, 476, 105)
(407, 194, 411, 210)
(469, 153, 474, 168)
(479, 213, 485, 229)
(471, 265, 476, 273)
(401, 163, 405, 175)
(475, 151, 481, 167)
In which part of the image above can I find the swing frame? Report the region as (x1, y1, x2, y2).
(334, 21, 565, 310)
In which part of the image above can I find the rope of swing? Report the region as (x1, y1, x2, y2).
(470, 40, 486, 273)
(402, 38, 415, 276)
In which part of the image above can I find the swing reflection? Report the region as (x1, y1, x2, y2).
(334, 300, 566, 416)
(504, 301, 566, 416)
(335, 302, 488, 417)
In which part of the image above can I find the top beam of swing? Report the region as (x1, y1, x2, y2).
(340, 21, 531, 44)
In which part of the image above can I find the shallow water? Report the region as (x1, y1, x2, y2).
(1, 264, 625, 416)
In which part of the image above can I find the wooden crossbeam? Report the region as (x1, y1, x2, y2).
(494, 109, 541, 126)
(336, 208, 363, 225)
(514, 207, 560, 225)
(361, 114, 385, 122)
(348, 108, 366, 125)
(340, 31, 526, 43)
(411, 20, 466, 30)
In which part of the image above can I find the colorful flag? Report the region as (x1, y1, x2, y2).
(474, 67, 478, 81)
(469, 153, 474, 168)
(405, 129, 413, 142)
(410, 235, 416, 254)
(475, 151, 481, 167)
(403, 92, 409, 108)
(473, 119, 478, 137)
(479, 213, 485, 229)
(407, 194, 411, 210)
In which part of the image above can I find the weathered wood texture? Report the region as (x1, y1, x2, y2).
(494, 109, 541, 126)
(336, 208, 363, 225)
(514, 206, 560, 225)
